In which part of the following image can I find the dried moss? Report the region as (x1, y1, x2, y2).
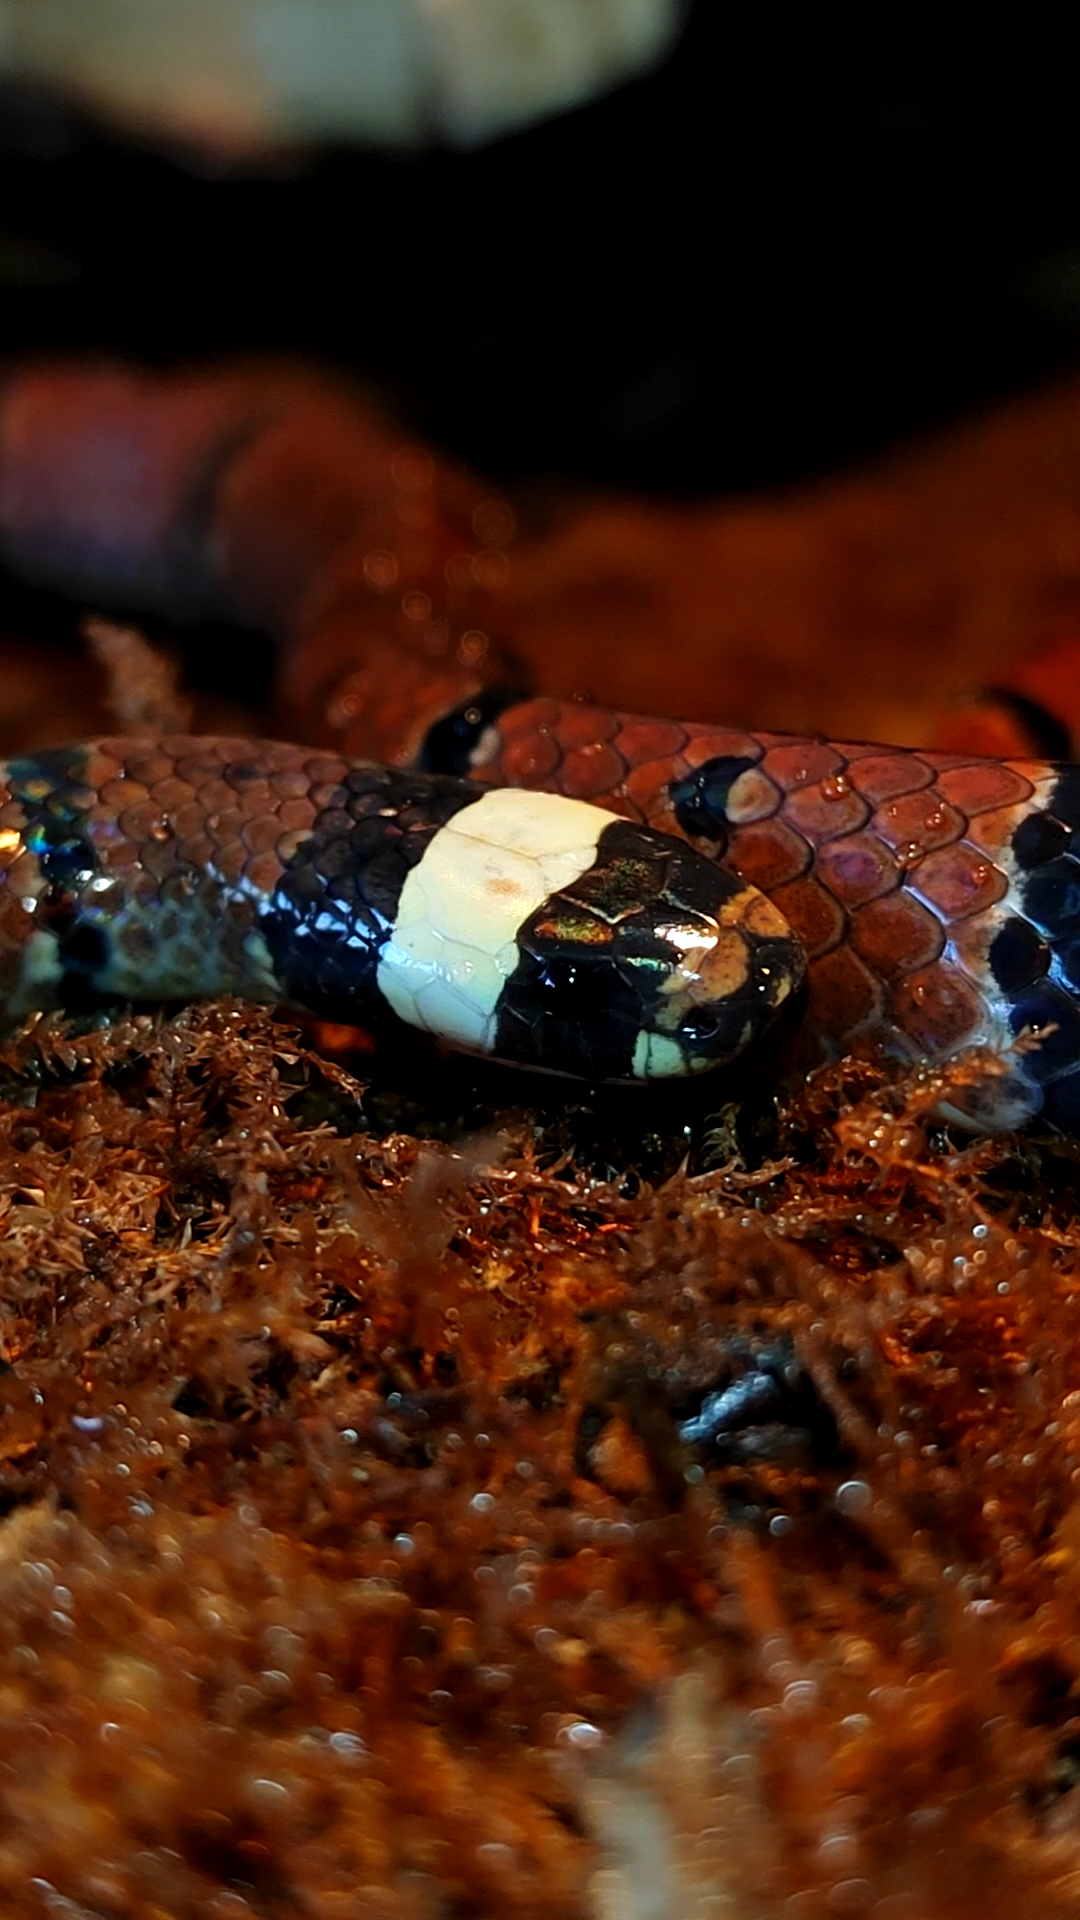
(2, 1008, 1080, 1915)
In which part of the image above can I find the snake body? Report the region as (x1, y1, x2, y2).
(0, 736, 802, 1081)
(1, 363, 1079, 1122)
(422, 691, 1080, 1127)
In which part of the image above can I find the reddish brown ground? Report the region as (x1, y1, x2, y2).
(6, 374, 1080, 1915)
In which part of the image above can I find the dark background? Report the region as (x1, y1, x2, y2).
(2, 9, 1079, 492)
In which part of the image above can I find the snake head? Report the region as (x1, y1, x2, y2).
(376, 793, 805, 1081)
(492, 815, 806, 1080)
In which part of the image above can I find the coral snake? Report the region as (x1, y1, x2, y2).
(1, 362, 1079, 1128)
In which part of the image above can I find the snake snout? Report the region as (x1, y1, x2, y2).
(620, 875, 807, 1080)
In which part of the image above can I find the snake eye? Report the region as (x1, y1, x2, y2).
(678, 1009, 723, 1044)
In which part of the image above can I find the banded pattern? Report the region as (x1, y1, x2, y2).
(4, 363, 1080, 1125)
(0, 735, 804, 1083)
(419, 693, 1080, 1128)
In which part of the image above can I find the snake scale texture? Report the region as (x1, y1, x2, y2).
(1, 362, 1079, 1128)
